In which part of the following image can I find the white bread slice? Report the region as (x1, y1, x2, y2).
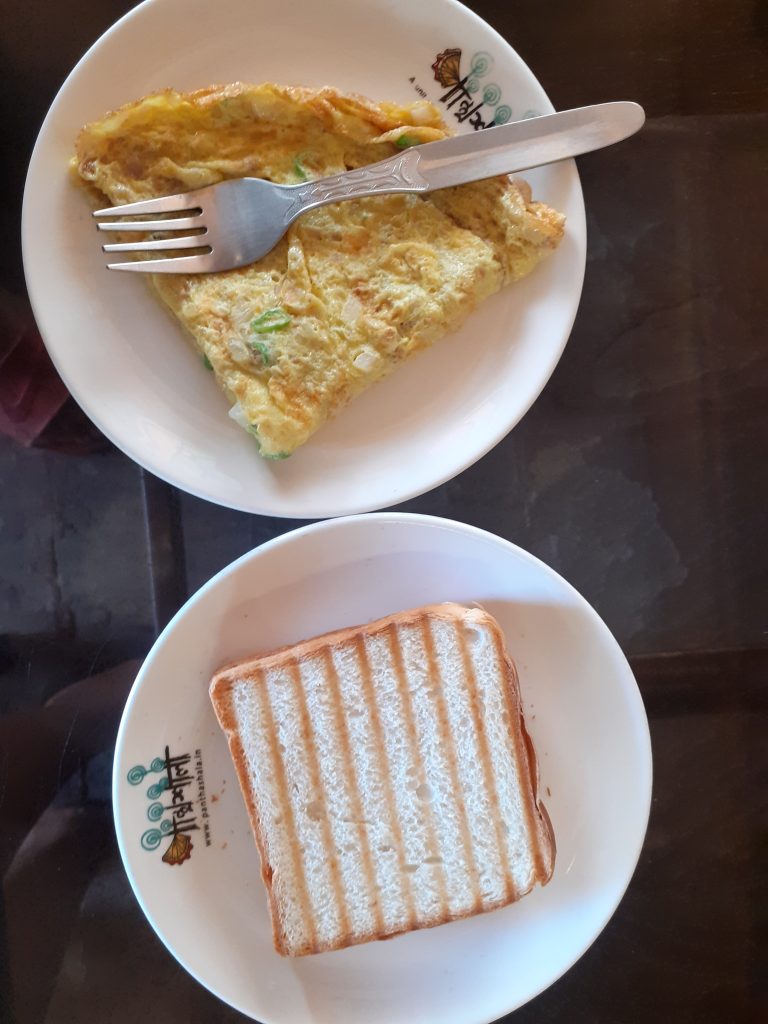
(209, 603, 554, 956)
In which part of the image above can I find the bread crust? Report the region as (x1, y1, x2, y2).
(210, 602, 555, 956)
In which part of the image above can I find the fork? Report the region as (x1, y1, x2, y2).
(95, 101, 644, 274)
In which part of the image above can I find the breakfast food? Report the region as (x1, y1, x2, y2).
(73, 84, 564, 458)
(209, 602, 554, 956)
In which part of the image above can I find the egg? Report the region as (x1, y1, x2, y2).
(73, 83, 564, 458)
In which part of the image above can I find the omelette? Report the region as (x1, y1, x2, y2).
(73, 83, 564, 458)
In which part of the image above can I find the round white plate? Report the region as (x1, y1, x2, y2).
(113, 513, 651, 1024)
(23, 0, 585, 518)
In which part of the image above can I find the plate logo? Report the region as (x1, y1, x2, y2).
(431, 49, 511, 130)
(127, 746, 212, 866)
(409, 49, 540, 130)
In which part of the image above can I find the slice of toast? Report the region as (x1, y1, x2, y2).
(210, 603, 554, 956)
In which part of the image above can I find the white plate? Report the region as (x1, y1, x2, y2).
(23, 0, 586, 518)
(113, 513, 651, 1023)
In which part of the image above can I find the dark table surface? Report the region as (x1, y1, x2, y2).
(1, 0, 766, 1021)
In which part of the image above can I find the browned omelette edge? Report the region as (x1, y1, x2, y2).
(209, 602, 555, 956)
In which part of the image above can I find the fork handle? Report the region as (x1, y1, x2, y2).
(286, 150, 427, 215)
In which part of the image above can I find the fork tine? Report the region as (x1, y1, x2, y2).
(92, 193, 200, 217)
(102, 234, 208, 253)
(106, 254, 213, 273)
(96, 215, 204, 232)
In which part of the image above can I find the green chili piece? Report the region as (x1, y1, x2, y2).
(293, 151, 313, 181)
(293, 158, 308, 181)
(251, 308, 291, 333)
(250, 341, 271, 366)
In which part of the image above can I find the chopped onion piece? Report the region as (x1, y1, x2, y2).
(228, 337, 251, 365)
(353, 347, 379, 372)
(228, 402, 250, 430)
(342, 295, 363, 324)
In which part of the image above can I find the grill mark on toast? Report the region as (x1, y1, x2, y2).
(489, 631, 548, 882)
(288, 658, 351, 942)
(256, 668, 317, 952)
(520, 715, 555, 880)
(420, 617, 482, 912)
(383, 623, 449, 919)
(455, 622, 515, 901)
(321, 647, 384, 936)
(355, 633, 417, 931)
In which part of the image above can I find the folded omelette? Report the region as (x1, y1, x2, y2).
(73, 83, 564, 458)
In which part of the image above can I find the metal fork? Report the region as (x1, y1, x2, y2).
(95, 101, 644, 274)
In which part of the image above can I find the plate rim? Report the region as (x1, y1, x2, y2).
(22, 0, 586, 519)
(112, 511, 653, 1023)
